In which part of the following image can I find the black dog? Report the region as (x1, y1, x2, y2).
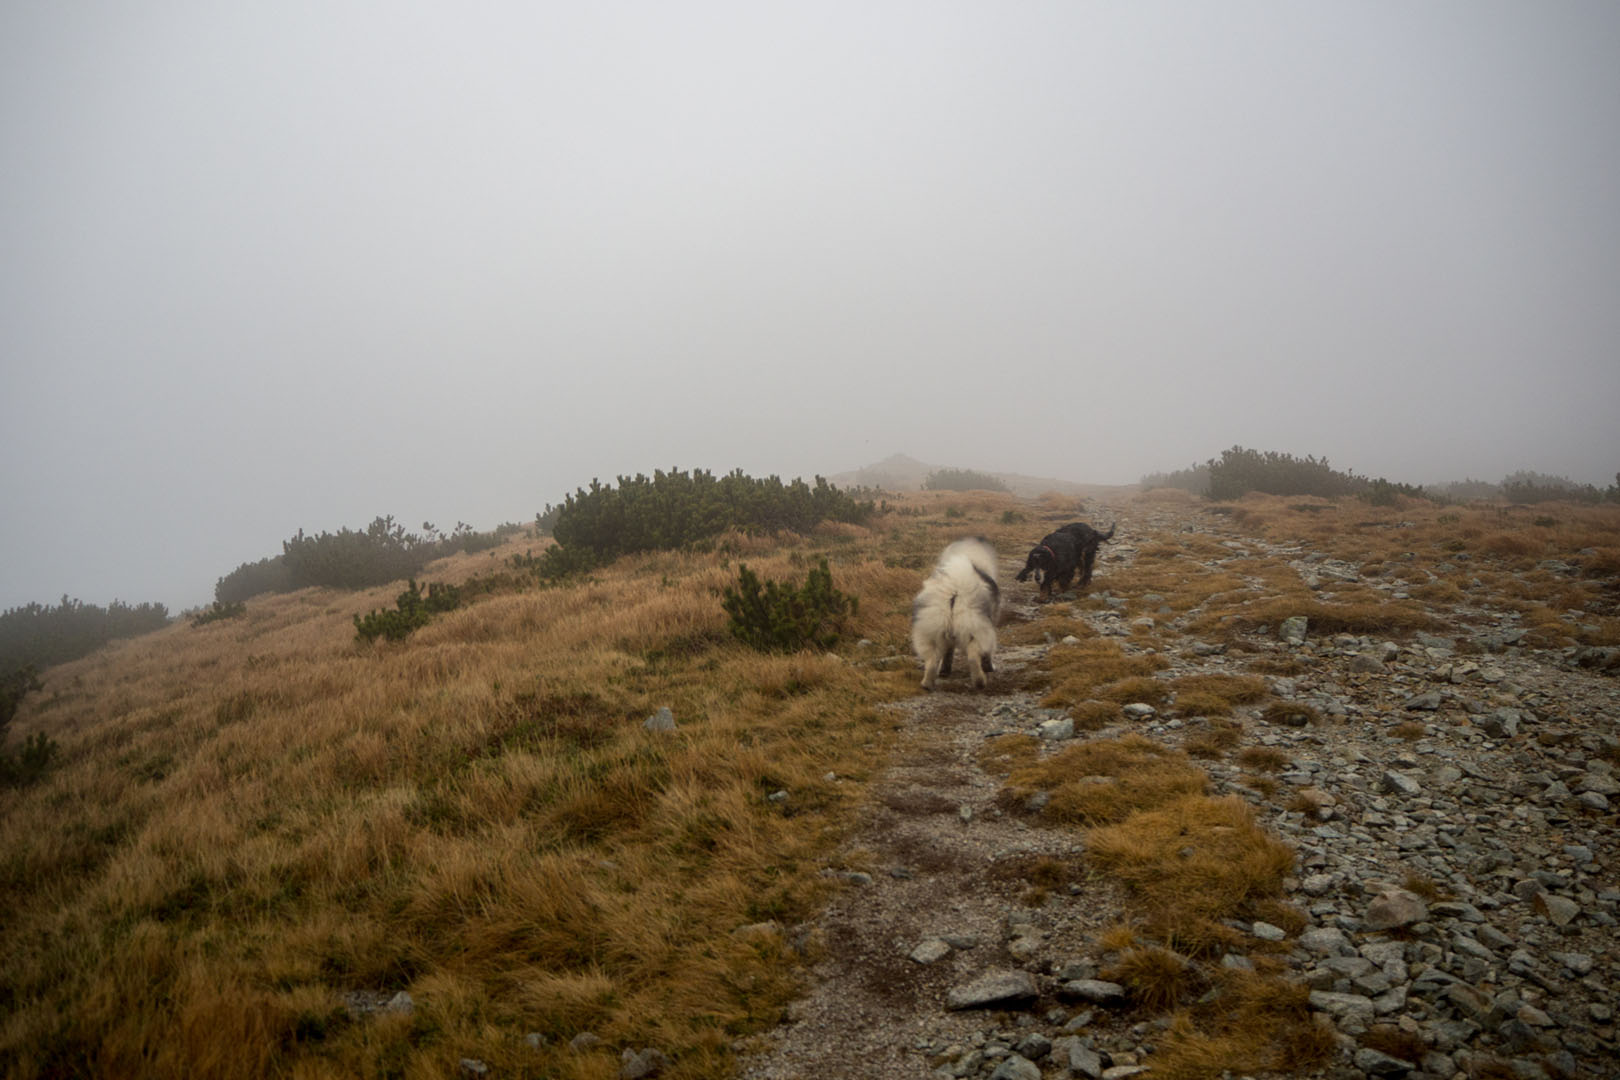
(1015, 521, 1115, 600)
(1059, 521, 1115, 587)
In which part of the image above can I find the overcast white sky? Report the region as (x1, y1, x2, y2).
(4, 2, 1618, 612)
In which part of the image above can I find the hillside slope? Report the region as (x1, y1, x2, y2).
(4, 492, 1618, 1079)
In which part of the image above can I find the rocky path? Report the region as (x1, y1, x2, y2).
(737, 500, 1619, 1080)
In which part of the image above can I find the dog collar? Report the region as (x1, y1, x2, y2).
(1040, 544, 1057, 558)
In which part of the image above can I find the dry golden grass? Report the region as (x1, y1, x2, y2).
(1401, 872, 1447, 902)
(998, 615, 1092, 647)
(1235, 746, 1290, 774)
(1037, 639, 1169, 707)
(1069, 700, 1123, 731)
(1086, 794, 1295, 952)
(1005, 735, 1207, 826)
(1, 503, 1000, 1079)
(1168, 674, 1267, 717)
(1096, 675, 1170, 706)
(1148, 970, 1336, 1080)
(1182, 719, 1244, 760)
(1188, 595, 1444, 641)
(1102, 946, 1197, 1011)
(976, 734, 1043, 777)
(1097, 922, 1140, 954)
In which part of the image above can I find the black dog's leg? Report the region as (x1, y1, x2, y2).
(940, 645, 954, 676)
(980, 653, 994, 673)
(1079, 546, 1097, 586)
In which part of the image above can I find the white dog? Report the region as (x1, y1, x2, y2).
(911, 537, 1001, 691)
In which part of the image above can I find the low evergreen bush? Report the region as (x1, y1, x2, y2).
(218, 517, 516, 604)
(1, 598, 170, 674)
(354, 580, 462, 643)
(923, 468, 1008, 493)
(1203, 446, 1431, 503)
(190, 601, 246, 627)
(528, 469, 874, 582)
(1140, 463, 1212, 495)
(0, 731, 58, 788)
(721, 559, 858, 652)
(1501, 471, 1605, 505)
(1, 666, 41, 730)
(1, 665, 56, 789)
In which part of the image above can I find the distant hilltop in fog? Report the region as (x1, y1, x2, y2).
(827, 453, 1123, 499)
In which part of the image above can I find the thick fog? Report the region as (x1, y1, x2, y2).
(3, 2, 1617, 612)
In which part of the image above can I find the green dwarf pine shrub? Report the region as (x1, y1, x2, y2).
(0, 665, 56, 789)
(191, 601, 246, 627)
(721, 559, 858, 652)
(0, 731, 58, 788)
(354, 580, 462, 643)
(923, 468, 1008, 493)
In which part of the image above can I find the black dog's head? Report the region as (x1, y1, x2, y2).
(1015, 544, 1056, 583)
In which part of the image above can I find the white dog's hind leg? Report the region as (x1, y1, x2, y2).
(964, 640, 989, 689)
(921, 655, 942, 691)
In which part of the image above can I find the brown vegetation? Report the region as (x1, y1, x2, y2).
(0, 498, 987, 1079)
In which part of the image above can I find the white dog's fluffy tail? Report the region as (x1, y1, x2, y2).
(911, 538, 1001, 691)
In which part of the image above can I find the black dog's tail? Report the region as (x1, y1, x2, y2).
(1100, 523, 1116, 541)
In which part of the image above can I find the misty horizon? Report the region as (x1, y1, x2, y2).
(5, 3, 1618, 613)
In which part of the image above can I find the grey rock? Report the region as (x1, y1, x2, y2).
(1430, 901, 1484, 923)
(1014, 1033, 1052, 1061)
(620, 1047, 671, 1079)
(1039, 717, 1075, 741)
(1065, 1040, 1103, 1079)
(1422, 1050, 1459, 1078)
(910, 938, 952, 965)
(1251, 920, 1287, 941)
(1445, 982, 1493, 1025)
(643, 707, 677, 732)
(1404, 691, 1443, 711)
(1573, 646, 1620, 671)
(1363, 888, 1428, 931)
(1302, 872, 1337, 896)
(1280, 616, 1309, 645)
(1478, 707, 1521, 737)
(1532, 892, 1579, 926)
(1576, 790, 1610, 811)
(1308, 990, 1376, 1030)
(1553, 951, 1594, 975)
(1452, 934, 1496, 961)
(945, 970, 1040, 1011)
(1382, 770, 1422, 796)
(1122, 703, 1156, 719)
(459, 1060, 490, 1078)
(1359, 941, 1405, 967)
(1060, 979, 1128, 1006)
(1354, 1046, 1416, 1075)
(570, 1032, 602, 1052)
(988, 1055, 1041, 1080)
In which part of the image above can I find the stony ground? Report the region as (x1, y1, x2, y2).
(736, 499, 1619, 1080)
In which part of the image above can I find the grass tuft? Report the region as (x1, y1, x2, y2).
(1235, 746, 1290, 774)
(1006, 736, 1207, 826)
(1103, 946, 1197, 1012)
